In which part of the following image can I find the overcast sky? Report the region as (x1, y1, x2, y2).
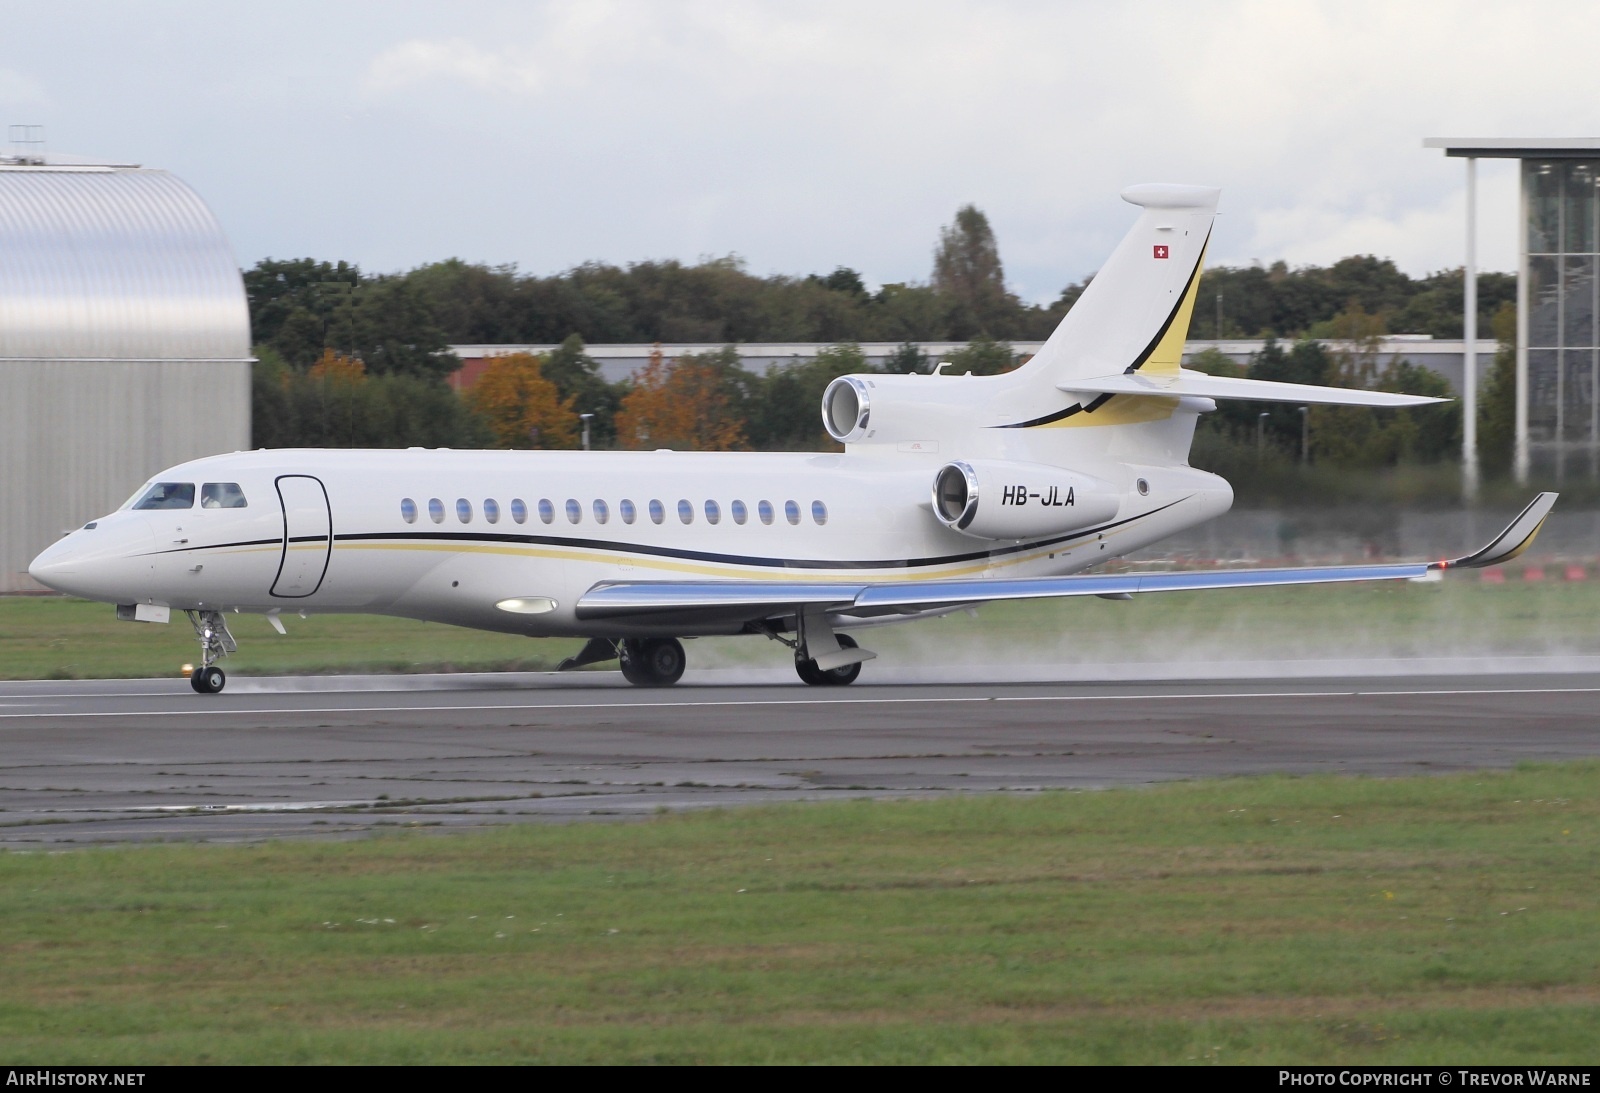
(4, 1, 1593, 303)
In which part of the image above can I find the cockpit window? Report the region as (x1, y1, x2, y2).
(200, 482, 248, 509)
(133, 482, 195, 510)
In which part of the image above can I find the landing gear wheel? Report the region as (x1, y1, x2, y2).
(795, 633, 862, 686)
(619, 637, 686, 686)
(190, 666, 226, 694)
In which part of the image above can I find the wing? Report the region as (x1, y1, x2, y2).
(1059, 369, 1447, 407)
(574, 493, 1557, 626)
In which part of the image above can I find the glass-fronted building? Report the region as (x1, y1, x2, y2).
(1427, 138, 1600, 483)
(1526, 158, 1600, 476)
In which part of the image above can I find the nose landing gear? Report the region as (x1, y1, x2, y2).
(185, 609, 237, 695)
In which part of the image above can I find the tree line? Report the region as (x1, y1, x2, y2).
(246, 207, 1511, 369)
(247, 204, 1517, 494)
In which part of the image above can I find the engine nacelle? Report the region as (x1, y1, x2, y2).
(932, 460, 1121, 540)
(821, 376, 872, 443)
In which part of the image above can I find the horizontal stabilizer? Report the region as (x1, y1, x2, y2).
(574, 495, 1557, 624)
(1059, 369, 1448, 407)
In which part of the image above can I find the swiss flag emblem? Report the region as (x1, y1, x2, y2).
(1153, 245, 1169, 259)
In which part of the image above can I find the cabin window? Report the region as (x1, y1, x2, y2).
(649, 499, 665, 524)
(758, 500, 775, 525)
(538, 499, 555, 524)
(428, 498, 445, 523)
(731, 500, 748, 525)
(620, 499, 637, 524)
(133, 482, 195, 510)
(200, 482, 247, 509)
(593, 499, 609, 524)
(484, 498, 501, 524)
(565, 498, 582, 524)
(785, 500, 801, 525)
(400, 498, 418, 524)
(704, 499, 721, 525)
(678, 499, 693, 524)
(511, 498, 528, 524)
(811, 500, 828, 525)
(456, 498, 473, 523)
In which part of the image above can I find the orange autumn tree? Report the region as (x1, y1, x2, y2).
(467, 351, 578, 449)
(614, 346, 747, 451)
(307, 347, 367, 386)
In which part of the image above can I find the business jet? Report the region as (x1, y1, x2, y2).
(28, 184, 1555, 694)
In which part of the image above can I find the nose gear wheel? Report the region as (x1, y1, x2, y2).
(185, 609, 236, 695)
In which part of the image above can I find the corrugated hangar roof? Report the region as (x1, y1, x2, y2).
(0, 165, 250, 361)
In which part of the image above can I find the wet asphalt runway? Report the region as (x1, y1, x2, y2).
(2, 665, 1598, 845)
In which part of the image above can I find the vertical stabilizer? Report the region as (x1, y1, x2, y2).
(1017, 184, 1219, 387)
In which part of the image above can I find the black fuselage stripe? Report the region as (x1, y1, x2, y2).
(999, 392, 1113, 430)
(143, 500, 1185, 572)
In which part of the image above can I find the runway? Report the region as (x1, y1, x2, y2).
(3, 664, 1599, 846)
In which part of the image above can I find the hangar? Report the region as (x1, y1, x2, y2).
(1, 152, 252, 592)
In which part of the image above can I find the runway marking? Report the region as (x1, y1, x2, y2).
(4, 686, 1600, 720)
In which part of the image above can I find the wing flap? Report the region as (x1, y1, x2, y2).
(849, 563, 1431, 612)
(1059, 369, 1448, 408)
(576, 581, 864, 620)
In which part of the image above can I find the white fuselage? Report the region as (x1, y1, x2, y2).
(28, 446, 1232, 637)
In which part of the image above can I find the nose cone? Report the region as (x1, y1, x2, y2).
(27, 536, 80, 590)
(29, 517, 155, 601)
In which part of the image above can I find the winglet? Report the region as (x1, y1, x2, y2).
(1432, 493, 1559, 570)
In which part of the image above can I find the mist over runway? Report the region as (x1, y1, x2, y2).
(3, 663, 1599, 846)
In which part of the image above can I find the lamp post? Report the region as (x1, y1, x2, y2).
(1257, 411, 1271, 464)
(1463, 156, 1480, 499)
(579, 413, 594, 452)
(1298, 406, 1309, 465)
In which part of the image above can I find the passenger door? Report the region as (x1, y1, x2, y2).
(271, 475, 332, 598)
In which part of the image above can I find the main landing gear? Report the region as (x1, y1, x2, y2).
(186, 609, 236, 695)
(795, 633, 862, 686)
(618, 637, 687, 686)
(556, 636, 686, 686)
(556, 613, 876, 689)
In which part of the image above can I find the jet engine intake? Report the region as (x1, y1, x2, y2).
(821, 376, 871, 443)
(932, 460, 1121, 540)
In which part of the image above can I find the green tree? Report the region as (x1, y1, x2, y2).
(748, 343, 876, 450)
(243, 258, 363, 368)
(881, 341, 929, 374)
(351, 278, 457, 378)
(1478, 302, 1519, 478)
(941, 336, 1018, 376)
(249, 347, 296, 448)
(541, 334, 622, 447)
(873, 282, 948, 341)
(932, 205, 1016, 337)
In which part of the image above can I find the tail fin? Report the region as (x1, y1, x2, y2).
(1018, 184, 1219, 386)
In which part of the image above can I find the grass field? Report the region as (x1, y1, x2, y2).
(2, 571, 1597, 681)
(1, 764, 1596, 1064)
